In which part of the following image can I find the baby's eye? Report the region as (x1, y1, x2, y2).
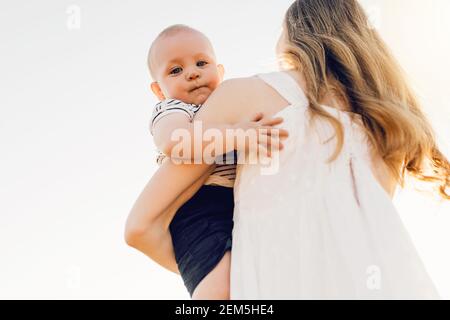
(169, 67, 182, 75)
(197, 61, 208, 67)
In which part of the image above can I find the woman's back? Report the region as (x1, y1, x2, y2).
(230, 71, 439, 299)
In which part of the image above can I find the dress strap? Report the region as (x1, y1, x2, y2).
(257, 71, 309, 107)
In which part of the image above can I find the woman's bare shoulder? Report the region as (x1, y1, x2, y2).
(212, 76, 267, 106)
(197, 75, 286, 124)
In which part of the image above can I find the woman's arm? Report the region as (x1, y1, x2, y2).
(125, 158, 215, 274)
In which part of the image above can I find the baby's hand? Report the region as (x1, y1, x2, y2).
(233, 112, 289, 158)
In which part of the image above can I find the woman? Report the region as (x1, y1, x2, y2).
(127, 0, 448, 299)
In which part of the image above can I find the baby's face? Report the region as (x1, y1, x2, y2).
(151, 31, 224, 105)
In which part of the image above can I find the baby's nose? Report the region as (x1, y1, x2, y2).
(186, 71, 200, 80)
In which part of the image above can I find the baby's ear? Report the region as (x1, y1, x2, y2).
(217, 64, 225, 81)
(150, 82, 165, 101)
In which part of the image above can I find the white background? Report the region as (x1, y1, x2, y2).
(0, 0, 449, 299)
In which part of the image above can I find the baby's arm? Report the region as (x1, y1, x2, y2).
(125, 158, 215, 274)
(152, 101, 288, 163)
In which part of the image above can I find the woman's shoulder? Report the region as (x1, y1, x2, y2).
(220, 71, 309, 105)
(219, 71, 304, 91)
(199, 75, 278, 124)
(204, 74, 291, 121)
(216, 76, 267, 96)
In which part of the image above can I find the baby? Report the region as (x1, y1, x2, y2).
(135, 24, 285, 299)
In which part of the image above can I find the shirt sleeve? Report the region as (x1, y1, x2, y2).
(149, 99, 201, 135)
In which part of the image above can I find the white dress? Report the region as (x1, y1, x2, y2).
(230, 71, 440, 299)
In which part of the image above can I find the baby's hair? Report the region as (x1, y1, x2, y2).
(147, 24, 211, 80)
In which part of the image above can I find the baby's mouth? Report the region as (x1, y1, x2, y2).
(190, 85, 208, 93)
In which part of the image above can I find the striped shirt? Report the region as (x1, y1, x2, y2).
(150, 99, 237, 188)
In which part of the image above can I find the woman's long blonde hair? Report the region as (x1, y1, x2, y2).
(280, 0, 449, 199)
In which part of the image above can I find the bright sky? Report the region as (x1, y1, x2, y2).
(0, 0, 449, 299)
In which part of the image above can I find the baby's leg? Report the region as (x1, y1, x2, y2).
(191, 251, 231, 300)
